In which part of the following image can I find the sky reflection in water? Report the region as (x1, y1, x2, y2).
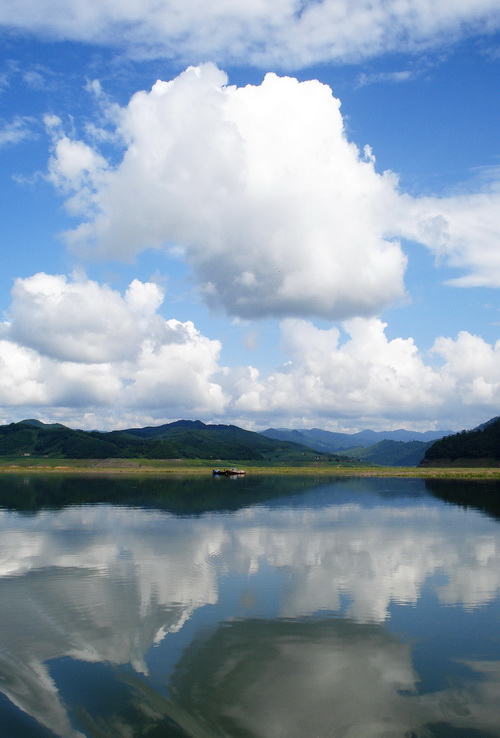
(0, 475, 499, 737)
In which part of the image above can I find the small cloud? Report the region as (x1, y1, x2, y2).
(357, 70, 415, 87)
(22, 63, 61, 92)
(85, 78, 104, 97)
(467, 163, 500, 190)
(0, 116, 35, 148)
(477, 38, 500, 61)
(243, 330, 259, 351)
(43, 114, 63, 132)
(23, 69, 46, 89)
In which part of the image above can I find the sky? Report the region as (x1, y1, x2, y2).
(0, 0, 499, 434)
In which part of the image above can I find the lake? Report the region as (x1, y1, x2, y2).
(0, 474, 500, 737)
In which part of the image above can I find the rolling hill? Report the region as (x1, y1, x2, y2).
(0, 419, 351, 463)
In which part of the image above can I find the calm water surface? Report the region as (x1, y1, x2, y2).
(0, 474, 500, 737)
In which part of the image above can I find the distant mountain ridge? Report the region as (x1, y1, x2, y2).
(262, 426, 451, 452)
(349, 439, 436, 467)
(260, 426, 454, 466)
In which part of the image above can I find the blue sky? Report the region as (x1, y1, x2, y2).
(0, 1, 499, 433)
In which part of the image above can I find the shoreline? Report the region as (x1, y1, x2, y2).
(0, 460, 499, 479)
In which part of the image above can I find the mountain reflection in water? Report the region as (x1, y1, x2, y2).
(0, 475, 499, 737)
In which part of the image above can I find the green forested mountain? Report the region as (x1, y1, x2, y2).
(0, 420, 135, 459)
(422, 416, 500, 465)
(118, 419, 348, 460)
(352, 439, 434, 467)
(0, 419, 349, 463)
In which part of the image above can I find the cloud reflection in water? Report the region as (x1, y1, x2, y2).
(0, 478, 499, 736)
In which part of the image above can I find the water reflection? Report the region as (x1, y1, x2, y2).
(169, 618, 500, 738)
(0, 476, 499, 737)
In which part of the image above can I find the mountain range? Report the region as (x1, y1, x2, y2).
(0, 417, 497, 467)
(261, 427, 451, 466)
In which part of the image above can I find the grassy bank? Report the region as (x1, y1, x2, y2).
(0, 457, 499, 479)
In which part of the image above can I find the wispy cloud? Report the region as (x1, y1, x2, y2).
(0, 115, 35, 148)
(357, 70, 415, 87)
(0, 0, 499, 68)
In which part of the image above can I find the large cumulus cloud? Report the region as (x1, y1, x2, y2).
(47, 65, 500, 328)
(49, 65, 408, 321)
(1, 0, 499, 67)
(0, 273, 227, 424)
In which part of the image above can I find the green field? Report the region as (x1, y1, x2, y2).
(0, 457, 499, 479)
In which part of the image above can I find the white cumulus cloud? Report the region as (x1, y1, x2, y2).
(1, 272, 499, 430)
(46, 66, 500, 324)
(229, 318, 500, 429)
(49, 65, 408, 321)
(7, 273, 168, 363)
(0, 274, 227, 420)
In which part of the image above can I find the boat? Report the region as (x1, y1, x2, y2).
(212, 468, 246, 476)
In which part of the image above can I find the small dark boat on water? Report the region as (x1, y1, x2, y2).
(212, 468, 246, 476)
